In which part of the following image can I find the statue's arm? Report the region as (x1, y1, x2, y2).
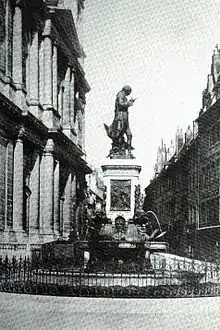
(117, 92, 134, 107)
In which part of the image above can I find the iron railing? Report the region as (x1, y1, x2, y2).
(0, 256, 220, 298)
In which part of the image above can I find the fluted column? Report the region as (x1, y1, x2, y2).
(12, 4, 23, 89)
(29, 151, 40, 234)
(53, 160, 60, 235)
(29, 30, 39, 116)
(43, 18, 53, 108)
(39, 39, 44, 105)
(63, 66, 71, 127)
(63, 172, 72, 238)
(40, 139, 54, 236)
(52, 43, 58, 111)
(13, 134, 24, 232)
(70, 69, 75, 128)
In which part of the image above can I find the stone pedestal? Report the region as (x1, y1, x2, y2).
(102, 158, 141, 224)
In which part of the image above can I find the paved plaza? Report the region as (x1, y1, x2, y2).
(0, 293, 219, 330)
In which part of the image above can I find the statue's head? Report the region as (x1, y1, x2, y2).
(122, 85, 132, 95)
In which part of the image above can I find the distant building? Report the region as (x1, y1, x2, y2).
(0, 0, 91, 257)
(86, 168, 106, 214)
(144, 47, 220, 262)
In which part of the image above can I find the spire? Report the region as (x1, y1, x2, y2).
(185, 125, 193, 144)
(175, 127, 184, 154)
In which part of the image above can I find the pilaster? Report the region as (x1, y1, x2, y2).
(52, 43, 58, 111)
(63, 66, 71, 127)
(29, 151, 40, 237)
(12, 133, 24, 234)
(4, 141, 14, 232)
(12, 4, 22, 90)
(63, 172, 72, 238)
(40, 139, 54, 238)
(5, 0, 11, 80)
(41, 16, 60, 129)
(43, 20, 53, 109)
(29, 30, 39, 117)
(69, 69, 77, 143)
(39, 39, 44, 106)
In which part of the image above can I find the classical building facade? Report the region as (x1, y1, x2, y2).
(144, 48, 220, 262)
(0, 0, 91, 256)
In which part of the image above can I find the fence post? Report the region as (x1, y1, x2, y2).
(12, 256, 16, 282)
(23, 257, 27, 282)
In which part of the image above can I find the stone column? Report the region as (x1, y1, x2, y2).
(43, 18, 53, 108)
(4, 141, 13, 231)
(63, 66, 71, 127)
(71, 174, 77, 234)
(80, 93, 86, 149)
(40, 139, 54, 236)
(81, 108, 85, 150)
(70, 69, 75, 128)
(5, 0, 11, 79)
(52, 43, 58, 111)
(29, 151, 40, 235)
(12, 4, 23, 89)
(63, 172, 72, 238)
(72, 174, 77, 206)
(39, 39, 44, 105)
(53, 160, 60, 235)
(29, 30, 39, 116)
(13, 134, 24, 232)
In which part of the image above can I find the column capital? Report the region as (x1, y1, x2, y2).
(44, 139, 54, 155)
(42, 17, 52, 38)
(17, 126, 25, 140)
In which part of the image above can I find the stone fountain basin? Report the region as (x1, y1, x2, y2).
(148, 241, 168, 252)
(75, 240, 168, 252)
(118, 241, 168, 252)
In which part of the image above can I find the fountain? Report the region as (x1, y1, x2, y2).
(75, 209, 168, 273)
(76, 86, 169, 273)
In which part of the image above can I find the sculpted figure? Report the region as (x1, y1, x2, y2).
(104, 85, 136, 156)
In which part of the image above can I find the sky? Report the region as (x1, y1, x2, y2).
(82, 0, 220, 188)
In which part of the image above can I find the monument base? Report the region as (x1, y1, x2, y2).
(101, 157, 141, 224)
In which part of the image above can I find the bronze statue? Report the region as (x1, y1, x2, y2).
(104, 85, 136, 157)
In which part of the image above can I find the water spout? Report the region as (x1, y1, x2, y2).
(145, 210, 162, 233)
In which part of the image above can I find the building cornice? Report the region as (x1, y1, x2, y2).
(53, 8, 83, 58)
(49, 129, 92, 174)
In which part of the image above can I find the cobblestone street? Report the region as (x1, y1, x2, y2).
(0, 293, 219, 330)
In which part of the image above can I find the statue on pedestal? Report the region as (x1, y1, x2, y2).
(104, 85, 136, 158)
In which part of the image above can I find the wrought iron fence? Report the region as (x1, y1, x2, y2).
(0, 255, 220, 298)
